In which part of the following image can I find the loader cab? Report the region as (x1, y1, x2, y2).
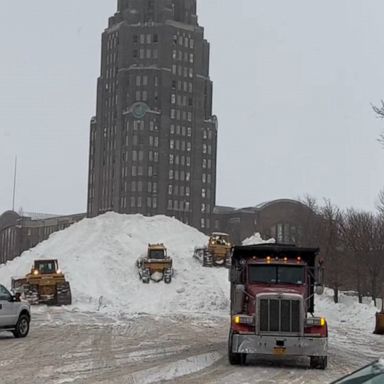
(32, 260, 60, 275)
(147, 244, 167, 260)
(210, 233, 230, 246)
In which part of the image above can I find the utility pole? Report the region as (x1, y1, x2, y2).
(12, 156, 17, 211)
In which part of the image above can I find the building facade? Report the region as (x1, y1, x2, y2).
(0, 211, 85, 265)
(87, 0, 217, 232)
(213, 199, 317, 246)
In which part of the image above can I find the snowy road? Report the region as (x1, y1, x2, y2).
(1, 307, 382, 384)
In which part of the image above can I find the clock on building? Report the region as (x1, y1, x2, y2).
(132, 102, 149, 119)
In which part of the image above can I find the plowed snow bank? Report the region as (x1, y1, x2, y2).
(0, 213, 229, 315)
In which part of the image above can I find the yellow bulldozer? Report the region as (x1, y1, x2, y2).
(193, 232, 232, 267)
(136, 244, 173, 284)
(11, 259, 72, 305)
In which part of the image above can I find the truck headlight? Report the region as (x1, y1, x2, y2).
(232, 315, 254, 325)
(33, 270, 39, 275)
(305, 317, 326, 327)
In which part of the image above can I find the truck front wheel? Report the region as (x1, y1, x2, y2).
(13, 314, 30, 338)
(228, 331, 247, 365)
(310, 356, 327, 369)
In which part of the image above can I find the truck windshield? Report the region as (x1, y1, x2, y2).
(249, 265, 305, 285)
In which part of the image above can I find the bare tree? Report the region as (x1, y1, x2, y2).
(376, 189, 384, 216)
(339, 209, 372, 303)
(319, 200, 344, 303)
(372, 100, 384, 145)
(371, 215, 384, 306)
(298, 195, 322, 247)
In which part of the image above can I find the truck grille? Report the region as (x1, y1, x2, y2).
(259, 298, 301, 334)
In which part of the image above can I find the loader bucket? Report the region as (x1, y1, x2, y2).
(374, 312, 384, 334)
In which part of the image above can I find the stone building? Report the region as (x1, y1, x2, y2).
(87, 0, 217, 232)
(0, 211, 85, 265)
(213, 199, 316, 245)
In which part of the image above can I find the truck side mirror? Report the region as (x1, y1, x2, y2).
(231, 284, 245, 315)
(315, 264, 325, 295)
(315, 284, 324, 295)
(229, 267, 241, 283)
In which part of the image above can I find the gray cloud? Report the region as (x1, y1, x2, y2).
(0, 0, 383, 215)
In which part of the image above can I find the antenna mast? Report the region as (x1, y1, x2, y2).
(12, 156, 17, 211)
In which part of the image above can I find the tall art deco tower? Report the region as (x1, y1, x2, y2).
(87, 0, 217, 232)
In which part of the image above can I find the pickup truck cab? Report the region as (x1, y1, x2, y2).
(0, 284, 30, 338)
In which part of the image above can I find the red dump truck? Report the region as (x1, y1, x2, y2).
(228, 244, 328, 369)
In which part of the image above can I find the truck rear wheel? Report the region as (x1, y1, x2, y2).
(228, 331, 247, 365)
(310, 356, 327, 369)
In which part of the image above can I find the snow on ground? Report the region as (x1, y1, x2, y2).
(242, 232, 275, 245)
(0, 213, 229, 316)
(316, 288, 379, 333)
(1, 214, 384, 383)
(0, 212, 381, 334)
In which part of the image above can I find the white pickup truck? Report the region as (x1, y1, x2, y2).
(0, 284, 31, 338)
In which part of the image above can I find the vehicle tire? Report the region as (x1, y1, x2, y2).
(203, 251, 213, 267)
(12, 314, 30, 338)
(228, 331, 246, 365)
(24, 284, 39, 305)
(56, 282, 72, 306)
(310, 356, 327, 369)
(225, 252, 231, 268)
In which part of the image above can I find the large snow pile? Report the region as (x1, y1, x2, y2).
(316, 288, 378, 332)
(0, 213, 230, 316)
(242, 232, 275, 245)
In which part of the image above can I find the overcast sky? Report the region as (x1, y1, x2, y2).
(0, 0, 383, 215)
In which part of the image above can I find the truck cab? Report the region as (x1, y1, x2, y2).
(0, 284, 30, 338)
(228, 244, 327, 369)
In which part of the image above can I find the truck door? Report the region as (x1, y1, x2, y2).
(0, 285, 18, 327)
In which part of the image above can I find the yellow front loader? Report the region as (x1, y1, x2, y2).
(11, 259, 72, 305)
